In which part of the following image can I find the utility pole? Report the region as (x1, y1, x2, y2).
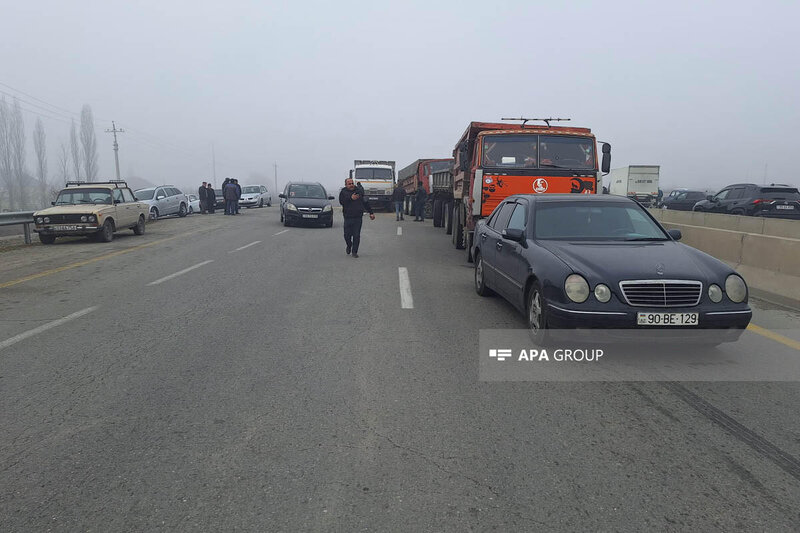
(212, 143, 217, 188)
(274, 162, 278, 195)
(105, 121, 124, 180)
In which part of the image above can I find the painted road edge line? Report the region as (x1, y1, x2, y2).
(748, 324, 800, 351)
(147, 260, 214, 286)
(397, 226, 402, 236)
(273, 229, 290, 236)
(229, 240, 262, 253)
(398, 267, 414, 309)
(0, 306, 99, 352)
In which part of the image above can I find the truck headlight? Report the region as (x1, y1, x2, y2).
(725, 275, 747, 303)
(323, 204, 332, 212)
(286, 203, 297, 211)
(565, 274, 590, 303)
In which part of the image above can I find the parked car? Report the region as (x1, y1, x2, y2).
(279, 182, 335, 227)
(240, 185, 272, 208)
(214, 189, 225, 210)
(692, 183, 800, 219)
(133, 185, 189, 220)
(659, 189, 707, 210)
(187, 194, 201, 214)
(32, 181, 148, 244)
(471, 194, 752, 345)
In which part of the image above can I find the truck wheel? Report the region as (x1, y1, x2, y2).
(39, 234, 56, 244)
(453, 203, 465, 249)
(133, 215, 146, 235)
(432, 199, 443, 227)
(445, 201, 453, 235)
(465, 231, 473, 262)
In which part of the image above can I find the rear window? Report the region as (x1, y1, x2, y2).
(758, 187, 800, 199)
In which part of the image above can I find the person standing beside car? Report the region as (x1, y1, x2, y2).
(198, 181, 208, 214)
(339, 178, 375, 258)
(392, 184, 406, 221)
(224, 179, 238, 215)
(206, 183, 216, 214)
(233, 179, 242, 214)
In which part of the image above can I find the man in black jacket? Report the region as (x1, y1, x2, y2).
(206, 183, 216, 214)
(414, 181, 427, 221)
(339, 178, 375, 258)
(392, 184, 406, 221)
(198, 182, 208, 214)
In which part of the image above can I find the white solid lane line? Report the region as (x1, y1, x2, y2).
(273, 229, 290, 236)
(229, 240, 262, 253)
(398, 267, 414, 309)
(147, 260, 214, 286)
(397, 226, 402, 235)
(0, 306, 100, 352)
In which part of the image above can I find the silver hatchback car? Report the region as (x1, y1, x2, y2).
(239, 185, 272, 208)
(134, 185, 189, 220)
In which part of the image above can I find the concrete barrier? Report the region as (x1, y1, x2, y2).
(656, 218, 800, 305)
(649, 208, 800, 239)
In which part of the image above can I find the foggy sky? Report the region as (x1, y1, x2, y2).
(2, 0, 798, 194)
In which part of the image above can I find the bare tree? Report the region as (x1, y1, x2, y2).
(33, 118, 48, 208)
(80, 105, 98, 182)
(70, 119, 81, 181)
(10, 99, 27, 208)
(0, 98, 14, 210)
(57, 142, 70, 184)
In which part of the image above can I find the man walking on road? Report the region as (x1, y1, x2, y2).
(339, 177, 375, 258)
(414, 181, 427, 221)
(224, 179, 238, 215)
(392, 183, 406, 221)
(198, 182, 208, 214)
(206, 183, 216, 214)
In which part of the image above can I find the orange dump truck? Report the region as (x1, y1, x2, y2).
(450, 120, 611, 260)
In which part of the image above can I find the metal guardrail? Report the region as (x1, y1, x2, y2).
(0, 211, 36, 244)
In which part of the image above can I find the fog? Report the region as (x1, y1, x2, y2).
(2, 0, 798, 200)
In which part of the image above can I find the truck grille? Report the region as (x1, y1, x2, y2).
(619, 280, 703, 307)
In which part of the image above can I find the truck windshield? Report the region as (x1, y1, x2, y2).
(355, 168, 393, 180)
(55, 188, 113, 205)
(482, 135, 595, 170)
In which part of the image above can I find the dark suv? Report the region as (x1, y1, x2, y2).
(692, 183, 800, 219)
(660, 189, 707, 211)
(278, 182, 335, 227)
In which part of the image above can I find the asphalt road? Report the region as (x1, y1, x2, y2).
(1, 207, 800, 531)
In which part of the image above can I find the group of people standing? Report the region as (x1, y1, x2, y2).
(196, 178, 243, 215)
(391, 182, 427, 222)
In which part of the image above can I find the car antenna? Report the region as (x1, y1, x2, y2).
(501, 117, 571, 128)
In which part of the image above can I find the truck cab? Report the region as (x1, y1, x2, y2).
(350, 160, 396, 211)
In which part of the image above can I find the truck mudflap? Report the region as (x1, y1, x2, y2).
(479, 174, 596, 217)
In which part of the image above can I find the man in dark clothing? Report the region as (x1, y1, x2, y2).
(223, 179, 238, 215)
(392, 184, 406, 221)
(206, 184, 216, 213)
(339, 177, 375, 258)
(198, 182, 208, 214)
(414, 181, 427, 221)
(233, 179, 242, 214)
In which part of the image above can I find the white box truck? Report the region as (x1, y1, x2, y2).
(608, 165, 660, 207)
(350, 160, 396, 211)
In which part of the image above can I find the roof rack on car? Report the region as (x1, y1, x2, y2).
(66, 180, 128, 188)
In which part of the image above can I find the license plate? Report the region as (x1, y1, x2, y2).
(776, 205, 794, 210)
(302, 214, 318, 218)
(368, 197, 379, 200)
(53, 225, 78, 230)
(637, 312, 698, 326)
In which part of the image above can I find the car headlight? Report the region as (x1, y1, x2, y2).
(286, 203, 297, 211)
(565, 274, 590, 303)
(36, 217, 43, 224)
(88, 215, 96, 222)
(725, 275, 747, 303)
(594, 283, 612, 303)
(80, 215, 88, 222)
(323, 204, 332, 212)
(708, 284, 723, 303)
(43, 217, 50, 223)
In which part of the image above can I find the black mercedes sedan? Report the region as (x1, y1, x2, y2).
(279, 182, 335, 227)
(472, 194, 752, 344)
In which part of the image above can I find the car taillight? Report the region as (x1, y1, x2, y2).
(752, 199, 769, 204)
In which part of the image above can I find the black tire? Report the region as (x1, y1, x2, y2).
(432, 199, 443, 227)
(258, 199, 264, 208)
(465, 231, 473, 263)
(178, 203, 188, 217)
(474, 252, 493, 296)
(283, 214, 291, 227)
(326, 219, 333, 228)
(38, 234, 56, 245)
(526, 282, 549, 345)
(453, 204, 465, 249)
(189, 206, 194, 214)
(133, 215, 145, 235)
(267, 201, 271, 207)
(98, 220, 114, 242)
(445, 201, 453, 235)
(150, 207, 159, 221)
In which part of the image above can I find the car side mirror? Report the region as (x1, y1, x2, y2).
(502, 228, 526, 243)
(114, 200, 120, 204)
(278, 193, 286, 199)
(706, 195, 714, 202)
(601, 143, 611, 174)
(51, 201, 56, 206)
(157, 195, 165, 200)
(667, 229, 682, 241)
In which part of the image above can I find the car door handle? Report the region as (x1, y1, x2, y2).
(496, 242, 503, 250)
(481, 233, 487, 240)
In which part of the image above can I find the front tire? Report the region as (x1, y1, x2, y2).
(38, 234, 56, 245)
(150, 207, 159, 221)
(178, 203, 188, 217)
(432, 199, 443, 227)
(527, 282, 549, 345)
(258, 199, 264, 208)
(133, 215, 145, 235)
(98, 220, 114, 243)
(474, 252, 493, 296)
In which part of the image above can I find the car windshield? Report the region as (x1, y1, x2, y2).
(482, 134, 595, 170)
(534, 203, 668, 241)
(55, 188, 113, 205)
(242, 186, 261, 193)
(354, 168, 393, 180)
(134, 189, 155, 200)
(288, 184, 326, 198)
